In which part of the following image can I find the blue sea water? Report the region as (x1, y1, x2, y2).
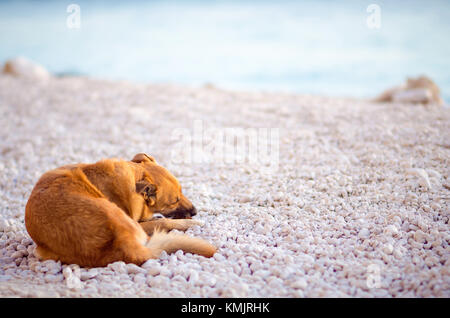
(0, 0, 449, 101)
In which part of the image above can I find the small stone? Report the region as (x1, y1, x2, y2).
(408, 168, 431, 190)
(414, 230, 426, 243)
(16, 244, 27, 251)
(141, 259, 158, 269)
(393, 248, 404, 259)
(109, 261, 127, 273)
(168, 254, 177, 264)
(292, 290, 304, 297)
(62, 267, 72, 279)
(159, 267, 171, 277)
(21, 238, 33, 246)
(204, 276, 217, 287)
(358, 228, 370, 239)
(291, 278, 308, 290)
(147, 275, 170, 288)
(430, 203, 441, 211)
(44, 274, 63, 283)
(159, 251, 168, 260)
(126, 263, 146, 275)
(383, 244, 394, 255)
(188, 271, 199, 284)
(147, 266, 161, 276)
(3, 56, 51, 80)
(253, 270, 271, 278)
(213, 253, 225, 261)
(0, 219, 10, 232)
(425, 256, 438, 267)
(273, 191, 285, 201)
(239, 195, 252, 203)
(43, 260, 61, 274)
(417, 220, 428, 232)
(175, 250, 184, 259)
(384, 225, 399, 236)
(427, 169, 441, 180)
(431, 239, 442, 248)
(254, 223, 265, 235)
(10, 251, 24, 259)
(80, 269, 98, 281)
(133, 273, 146, 284)
(68, 264, 81, 277)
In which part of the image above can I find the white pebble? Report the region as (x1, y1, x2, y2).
(384, 225, 399, 236)
(239, 195, 253, 203)
(109, 261, 127, 273)
(291, 278, 308, 290)
(414, 230, 426, 243)
(383, 244, 394, 255)
(188, 270, 199, 284)
(133, 273, 146, 284)
(126, 263, 146, 275)
(358, 228, 370, 239)
(408, 168, 432, 190)
(213, 253, 225, 261)
(10, 251, 24, 259)
(147, 266, 161, 276)
(62, 267, 72, 279)
(80, 269, 98, 281)
(425, 256, 438, 267)
(147, 275, 169, 288)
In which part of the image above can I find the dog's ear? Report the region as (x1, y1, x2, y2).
(131, 153, 156, 164)
(135, 180, 157, 206)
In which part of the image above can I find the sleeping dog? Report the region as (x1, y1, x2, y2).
(25, 153, 216, 267)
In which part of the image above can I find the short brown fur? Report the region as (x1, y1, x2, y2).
(25, 153, 216, 267)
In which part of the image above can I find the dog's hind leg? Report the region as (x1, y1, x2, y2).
(34, 245, 61, 262)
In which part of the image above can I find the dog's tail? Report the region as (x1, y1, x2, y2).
(146, 231, 216, 258)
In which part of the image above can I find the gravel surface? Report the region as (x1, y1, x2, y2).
(0, 74, 449, 297)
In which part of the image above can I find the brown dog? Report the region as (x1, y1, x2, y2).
(25, 153, 216, 267)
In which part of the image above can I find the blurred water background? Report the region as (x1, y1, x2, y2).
(0, 0, 449, 101)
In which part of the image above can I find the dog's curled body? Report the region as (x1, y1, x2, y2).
(25, 154, 216, 267)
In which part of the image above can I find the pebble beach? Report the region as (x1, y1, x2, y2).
(0, 73, 449, 297)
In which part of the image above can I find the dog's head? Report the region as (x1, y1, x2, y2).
(131, 153, 197, 219)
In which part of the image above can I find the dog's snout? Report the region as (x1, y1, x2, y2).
(166, 206, 197, 219)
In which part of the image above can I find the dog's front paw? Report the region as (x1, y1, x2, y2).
(188, 219, 205, 227)
(174, 219, 204, 231)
